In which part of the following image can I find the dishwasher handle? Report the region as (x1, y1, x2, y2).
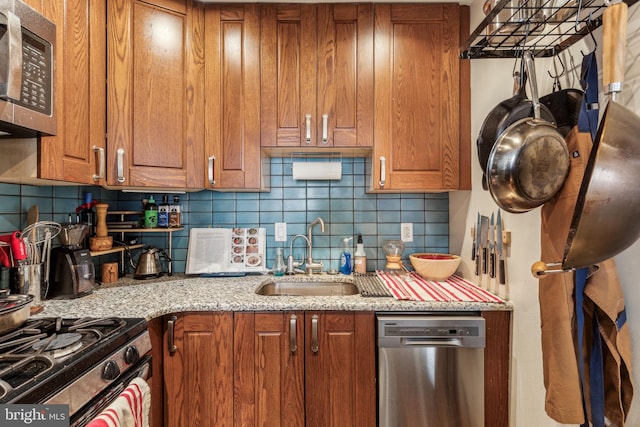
(400, 337, 464, 347)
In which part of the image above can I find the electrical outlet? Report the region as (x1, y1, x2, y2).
(275, 222, 287, 242)
(401, 223, 413, 242)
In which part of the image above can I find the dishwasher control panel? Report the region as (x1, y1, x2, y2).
(377, 314, 486, 348)
(383, 325, 480, 337)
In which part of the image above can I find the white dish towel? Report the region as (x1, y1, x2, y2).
(86, 377, 151, 427)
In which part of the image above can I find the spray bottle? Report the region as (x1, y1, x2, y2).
(339, 237, 353, 275)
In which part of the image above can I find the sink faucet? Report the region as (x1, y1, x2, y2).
(306, 217, 325, 274)
(287, 234, 310, 275)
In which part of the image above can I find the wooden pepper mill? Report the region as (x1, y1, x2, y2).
(89, 203, 113, 251)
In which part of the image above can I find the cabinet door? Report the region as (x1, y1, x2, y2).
(163, 312, 233, 427)
(107, 0, 204, 188)
(261, 4, 316, 148)
(372, 4, 461, 191)
(24, 0, 106, 184)
(203, 5, 264, 190)
(316, 4, 373, 148)
(305, 311, 376, 427)
(234, 312, 305, 427)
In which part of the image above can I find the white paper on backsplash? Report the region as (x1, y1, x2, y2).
(185, 227, 267, 275)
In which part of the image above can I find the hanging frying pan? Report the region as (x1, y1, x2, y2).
(532, 0, 640, 276)
(477, 61, 556, 190)
(485, 52, 570, 213)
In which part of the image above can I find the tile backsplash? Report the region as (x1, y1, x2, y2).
(0, 158, 448, 275)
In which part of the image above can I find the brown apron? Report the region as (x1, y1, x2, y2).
(539, 126, 634, 424)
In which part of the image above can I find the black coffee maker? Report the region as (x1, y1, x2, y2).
(48, 223, 95, 299)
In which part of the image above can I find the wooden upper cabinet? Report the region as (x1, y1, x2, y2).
(24, 0, 106, 185)
(371, 4, 464, 191)
(202, 4, 266, 191)
(261, 4, 373, 149)
(107, 0, 204, 189)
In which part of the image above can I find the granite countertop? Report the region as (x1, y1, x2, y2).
(36, 273, 513, 320)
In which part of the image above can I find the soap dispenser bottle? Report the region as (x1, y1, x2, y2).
(354, 234, 366, 274)
(339, 237, 353, 275)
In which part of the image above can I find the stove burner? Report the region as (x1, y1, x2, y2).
(32, 333, 85, 359)
(33, 333, 82, 352)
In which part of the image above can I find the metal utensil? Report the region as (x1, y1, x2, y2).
(480, 216, 489, 274)
(489, 213, 495, 278)
(475, 213, 482, 275)
(496, 210, 505, 285)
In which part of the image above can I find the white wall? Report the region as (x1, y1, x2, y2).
(451, 2, 640, 426)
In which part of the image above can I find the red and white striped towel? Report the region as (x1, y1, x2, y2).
(86, 377, 151, 427)
(376, 271, 505, 303)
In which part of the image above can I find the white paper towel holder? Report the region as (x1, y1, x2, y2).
(291, 152, 342, 181)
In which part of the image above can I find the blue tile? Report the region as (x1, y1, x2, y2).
(237, 200, 260, 213)
(213, 199, 236, 213)
(0, 183, 20, 196)
(400, 198, 425, 211)
(377, 210, 400, 223)
(307, 187, 329, 199)
(190, 199, 214, 212)
(401, 211, 426, 223)
(189, 190, 214, 201)
(259, 212, 283, 223)
(21, 185, 53, 197)
(330, 210, 353, 223)
(212, 211, 235, 224)
(237, 211, 259, 224)
(353, 210, 377, 223)
(0, 195, 21, 213)
(283, 199, 306, 212)
(0, 213, 20, 232)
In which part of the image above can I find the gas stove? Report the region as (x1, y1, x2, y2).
(0, 317, 150, 422)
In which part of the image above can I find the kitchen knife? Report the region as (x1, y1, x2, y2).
(480, 215, 489, 275)
(472, 213, 478, 261)
(489, 213, 495, 278)
(497, 210, 505, 285)
(475, 213, 481, 275)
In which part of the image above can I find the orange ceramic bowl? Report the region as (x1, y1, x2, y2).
(409, 253, 461, 281)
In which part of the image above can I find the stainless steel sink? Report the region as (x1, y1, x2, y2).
(255, 280, 360, 296)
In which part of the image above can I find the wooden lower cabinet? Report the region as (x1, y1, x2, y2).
(160, 312, 234, 427)
(235, 311, 376, 427)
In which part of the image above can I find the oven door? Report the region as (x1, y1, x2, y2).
(70, 355, 151, 427)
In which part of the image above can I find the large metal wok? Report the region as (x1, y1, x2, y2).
(532, 0, 640, 276)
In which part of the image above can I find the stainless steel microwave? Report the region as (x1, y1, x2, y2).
(0, 0, 55, 137)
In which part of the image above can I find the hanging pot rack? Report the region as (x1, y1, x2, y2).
(461, 0, 637, 58)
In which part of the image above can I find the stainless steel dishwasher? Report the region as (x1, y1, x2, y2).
(377, 313, 486, 427)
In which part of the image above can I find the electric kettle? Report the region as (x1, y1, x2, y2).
(134, 247, 171, 279)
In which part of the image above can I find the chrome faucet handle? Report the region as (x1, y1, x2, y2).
(305, 260, 324, 275)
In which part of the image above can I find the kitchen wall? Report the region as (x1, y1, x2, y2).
(0, 157, 449, 275)
(453, 2, 640, 426)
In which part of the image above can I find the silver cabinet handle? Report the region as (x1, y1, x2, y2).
(208, 155, 216, 186)
(92, 146, 105, 181)
(379, 156, 386, 188)
(289, 314, 298, 353)
(116, 148, 125, 183)
(311, 314, 319, 353)
(305, 114, 312, 144)
(321, 114, 328, 144)
(167, 315, 177, 355)
(3, 11, 22, 100)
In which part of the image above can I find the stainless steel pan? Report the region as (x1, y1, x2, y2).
(0, 294, 33, 335)
(562, 1, 640, 269)
(532, 1, 640, 277)
(486, 52, 570, 213)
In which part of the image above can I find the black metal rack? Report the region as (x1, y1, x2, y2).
(461, 0, 637, 59)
